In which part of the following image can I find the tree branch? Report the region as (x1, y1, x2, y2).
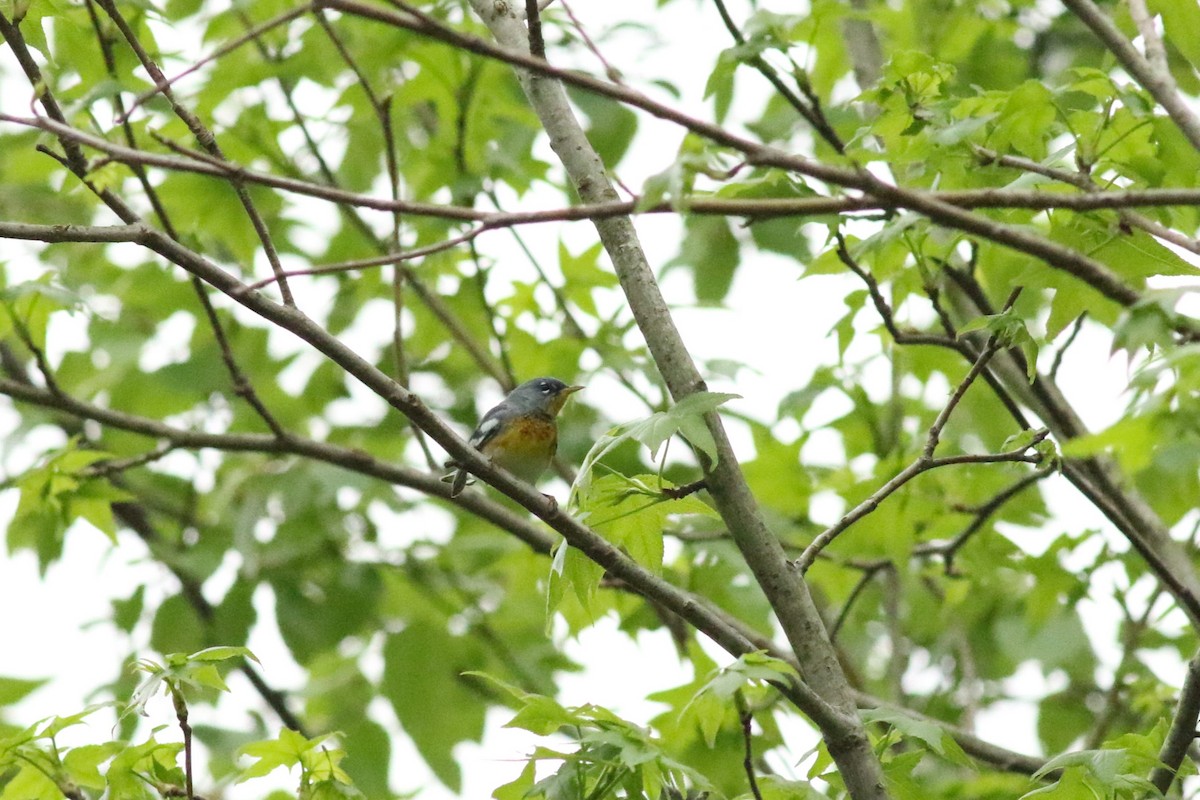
(0, 277, 846, 739)
(944, 273, 1200, 628)
(736, 692, 766, 800)
(794, 318, 1043, 575)
(462, 2, 889, 797)
(318, 0, 1175, 321)
(93, 0, 296, 306)
(710, 0, 845, 153)
(1062, 0, 1200, 153)
(1150, 648, 1200, 794)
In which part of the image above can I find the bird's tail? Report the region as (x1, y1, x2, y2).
(445, 467, 472, 497)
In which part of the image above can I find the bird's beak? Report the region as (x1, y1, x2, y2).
(564, 385, 584, 396)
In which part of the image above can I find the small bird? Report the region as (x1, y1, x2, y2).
(445, 377, 583, 498)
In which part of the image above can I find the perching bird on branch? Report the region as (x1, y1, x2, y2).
(444, 377, 583, 498)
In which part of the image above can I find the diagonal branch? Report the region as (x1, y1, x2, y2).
(94, 0, 297, 306)
(710, 0, 845, 153)
(1062, 0, 1200, 153)
(795, 287, 1042, 573)
(928, 461, 1057, 573)
(323, 0, 1175, 322)
(944, 270, 1200, 628)
(794, 430, 1048, 573)
(1149, 648, 1200, 794)
(0, 329, 1048, 778)
(7, 111, 1200, 227)
(0, 216, 848, 739)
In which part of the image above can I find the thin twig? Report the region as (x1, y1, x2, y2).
(710, 0, 845, 153)
(1049, 312, 1087, 381)
(238, 228, 485, 292)
(793, 330, 1039, 574)
(1085, 587, 1162, 749)
(922, 337, 1004, 458)
(662, 479, 707, 500)
(315, 7, 440, 469)
(7, 312, 62, 396)
(94, 0, 297, 306)
(170, 688, 194, 800)
(835, 235, 958, 348)
(80, 444, 176, 477)
(946, 263, 1200, 628)
(466, 242, 517, 389)
(114, 4, 313, 123)
(89, 2, 288, 437)
(830, 562, 890, 641)
(558, 0, 623, 83)
(8, 111, 1200, 222)
(975, 145, 1200, 256)
(928, 460, 1057, 573)
(736, 692, 765, 800)
(485, 188, 587, 339)
(525, 0, 545, 59)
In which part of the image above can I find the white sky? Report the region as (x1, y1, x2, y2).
(1, 0, 1198, 798)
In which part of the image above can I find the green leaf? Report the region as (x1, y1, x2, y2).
(1050, 216, 1198, 283)
(505, 695, 577, 735)
(239, 728, 328, 781)
(1062, 414, 1158, 474)
(0, 676, 47, 707)
(150, 594, 207, 656)
(668, 215, 740, 304)
(187, 664, 230, 693)
(991, 81, 1056, 158)
(112, 586, 146, 634)
(0, 763, 60, 800)
(1149, 0, 1200, 73)
(861, 709, 973, 767)
(380, 622, 486, 791)
(493, 759, 536, 800)
(569, 392, 738, 509)
(566, 86, 638, 167)
(704, 50, 737, 123)
(187, 645, 259, 664)
(1037, 690, 1093, 755)
(63, 742, 122, 790)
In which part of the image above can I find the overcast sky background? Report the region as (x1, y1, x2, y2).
(1, 0, 1193, 798)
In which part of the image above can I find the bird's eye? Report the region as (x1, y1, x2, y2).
(541, 386, 552, 394)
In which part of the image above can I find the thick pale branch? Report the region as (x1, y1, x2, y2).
(463, 2, 888, 797)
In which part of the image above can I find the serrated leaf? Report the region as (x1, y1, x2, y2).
(0, 676, 47, 707)
(187, 646, 259, 664)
